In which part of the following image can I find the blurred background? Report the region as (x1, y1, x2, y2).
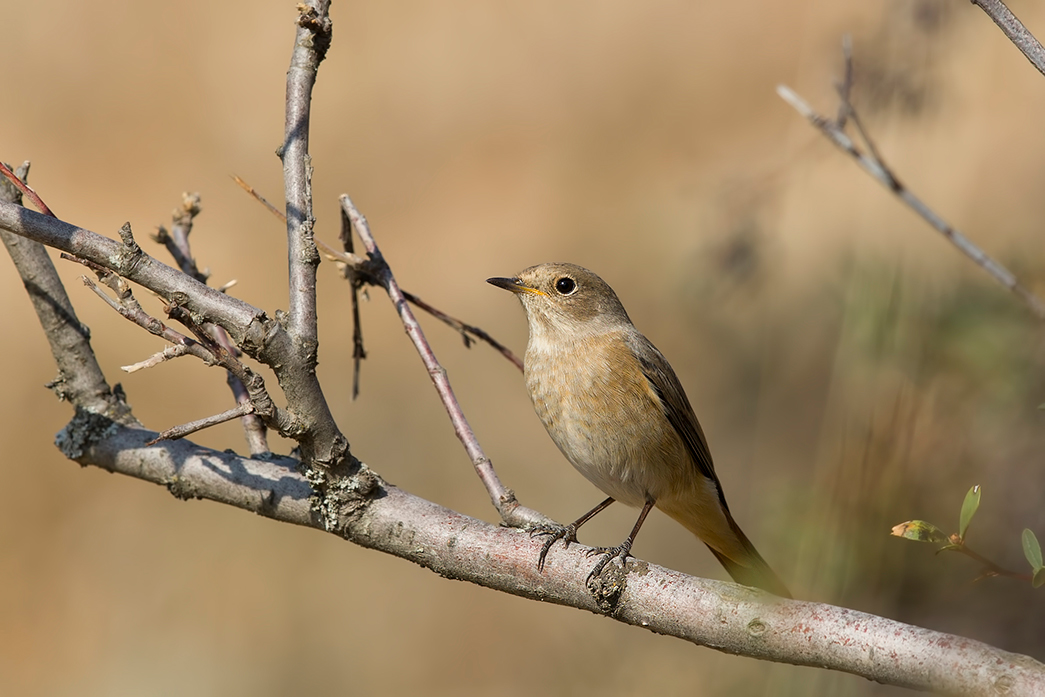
(1, 1, 1044, 695)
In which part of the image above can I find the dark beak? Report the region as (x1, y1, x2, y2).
(487, 277, 546, 296)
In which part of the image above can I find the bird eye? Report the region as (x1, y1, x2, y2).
(554, 277, 576, 295)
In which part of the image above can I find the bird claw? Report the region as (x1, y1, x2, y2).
(585, 543, 632, 582)
(530, 523, 579, 572)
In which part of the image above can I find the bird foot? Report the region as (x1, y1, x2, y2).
(530, 523, 579, 572)
(584, 542, 633, 582)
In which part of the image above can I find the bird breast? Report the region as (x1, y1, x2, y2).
(524, 331, 693, 507)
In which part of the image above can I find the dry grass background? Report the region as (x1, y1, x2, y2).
(1, 1, 1044, 695)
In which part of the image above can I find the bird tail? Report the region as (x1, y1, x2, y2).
(705, 514, 791, 598)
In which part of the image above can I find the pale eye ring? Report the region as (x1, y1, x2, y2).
(554, 277, 576, 295)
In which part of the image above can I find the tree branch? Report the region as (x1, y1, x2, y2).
(339, 195, 550, 529)
(970, 0, 1045, 78)
(281, 1, 330, 346)
(61, 417, 1045, 695)
(776, 83, 1045, 321)
(0, 163, 132, 421)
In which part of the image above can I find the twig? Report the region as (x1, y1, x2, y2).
(338, 206, 367, 399)
(233, 172, 523, 374)
(151, 192, 207, 284)
(78, 275, 217, 366)
(232, 175, 286, 221)
(0, 160, 55, 217)
(151, 193, 270, 455)
(146, 402, 256, 445)
(777, 73, 1045, 320)
(317, 239, 524, 371)
(339, 194, 549, 529)
(947, 535, 1034, 584)
(970, 0, 1045, 78)
(121, 344, 189, 373)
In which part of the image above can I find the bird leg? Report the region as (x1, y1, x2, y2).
(585, 498, 656, 581)
(532, 496, 615, 572)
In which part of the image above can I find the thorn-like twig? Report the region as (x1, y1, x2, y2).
(338, 206, 368, 399)
(777, 44, 1045, 321)
(146, 402, 256, 445)
(0, 160, 55, 217)
(232, 174, 286, 222)
(121, 344, 190, 373)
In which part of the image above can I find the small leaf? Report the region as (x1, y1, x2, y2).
(958, 485, 981, 540)
(935, 543, 962, 555)
(892, 520, 947, 544)
(1022, 528, 1043, 570)
(1033, 568, 1045, 589)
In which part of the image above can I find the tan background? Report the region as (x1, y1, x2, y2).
(2, 1, 1044, 695)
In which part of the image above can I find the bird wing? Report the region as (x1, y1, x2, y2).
(626, 333, 725, 495)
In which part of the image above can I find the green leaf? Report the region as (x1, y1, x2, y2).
(1023, 528, 1043, 570)
(958, 485, 981, 540)
(891, 520, 947, 544)
(1033, 568, 1045, 589)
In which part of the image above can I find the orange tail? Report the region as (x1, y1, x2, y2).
(706, 513, 791, 598)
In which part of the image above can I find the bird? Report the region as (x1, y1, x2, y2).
(488, 263, 791, 597)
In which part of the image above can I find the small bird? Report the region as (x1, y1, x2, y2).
(488, 263, 790, 597)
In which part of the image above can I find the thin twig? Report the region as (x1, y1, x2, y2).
(947, 535, 1034, 584)
(151, 192, 207, 284)
(79, 275, 217, 365)
(151, 193, 270, 455)
(338, 206, 367, 399)
(317, 239, 524, 371)
(776, 81, 1045, 320)
(146, 402, 256, 445)
(339, 194, 549, 529)
(0, 160, 55, 217)
(232, 175, 286, 221)
(970, 0, 1045, 78)
(121, 344, 189, 373)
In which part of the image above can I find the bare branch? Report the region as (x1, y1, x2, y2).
(970, 0, 1045, 78)
(0, 163, 131, 419)
(337, 207, 367, 399)
(151, 192, 207, 284)
(63, 418, 1045, 695)
(776, 83, 1045, 321)
(146, 402, 256, 445)
(318, 239, 524, 371)
(281, 1, 331, 346)
(232, 174, 285, 221)
(150, 194, 270, 454)
(339, 194, 549, 529)
(0, 160, 56, 217)
(121, 344, 189, 373)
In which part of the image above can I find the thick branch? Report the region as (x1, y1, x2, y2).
(0, 165, 131, 420)
(66, 418, 1045, 695)
(281, 1, 331, 346)
(0, 202, 263, 338)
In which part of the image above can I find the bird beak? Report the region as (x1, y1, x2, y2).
(486, 276, 547, 296)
